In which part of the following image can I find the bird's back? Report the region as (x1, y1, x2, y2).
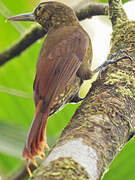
(37, 25, 90, 64)
(33, 25, 91, 116)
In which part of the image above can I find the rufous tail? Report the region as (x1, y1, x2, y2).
(22, 100, 49, 176)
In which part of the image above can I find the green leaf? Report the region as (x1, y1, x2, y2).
(103, 137, 135, 180)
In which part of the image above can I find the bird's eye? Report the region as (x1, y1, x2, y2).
(37, 6, 41, 11)
(36, 6, 42, 16)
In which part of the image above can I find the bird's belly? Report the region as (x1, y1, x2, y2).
(50, 75, 81, 116)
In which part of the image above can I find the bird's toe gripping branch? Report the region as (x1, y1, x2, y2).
(25, 150, 46, 177)
(23, 138, 49, 177)
(26, 158, 38, 177)
(93, 49, 132, 77)
(25, 145, 49, 177)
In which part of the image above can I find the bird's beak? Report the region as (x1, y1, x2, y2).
(7, 12, 35, 22)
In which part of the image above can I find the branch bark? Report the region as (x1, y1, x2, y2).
(29, 0, 135, 180)
(0, 3, 108, 66)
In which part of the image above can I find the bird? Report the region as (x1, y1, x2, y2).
(8, 1, 132, 177)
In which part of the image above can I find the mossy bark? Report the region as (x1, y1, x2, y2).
(32, 157, 90, 180)
(31, 0, 135, 180)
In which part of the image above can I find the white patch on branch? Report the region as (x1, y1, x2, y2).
(43, 138, 98, 180)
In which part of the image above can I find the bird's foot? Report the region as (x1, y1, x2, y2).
(26, 149, 49, 176)
(26, 158, 38, 177)
(31, 157, 38, 168)
(24, 139, 50, 176)
(27, 165, 33, 177)
(93, 49, 132, 77)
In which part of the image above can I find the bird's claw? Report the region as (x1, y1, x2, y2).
(109, 49, 128, 59)
(109, 49, 132, 64)
(25, 150, 47, 177)
(31, 158, 38, 168)
(26, 158, 36, 177)
(27, 166, 33, 177)
(93, 49, 132, 78)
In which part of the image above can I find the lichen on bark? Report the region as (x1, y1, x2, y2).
(32, 157, 90, 180)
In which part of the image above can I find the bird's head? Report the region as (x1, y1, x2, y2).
(8, 1, 79, 31)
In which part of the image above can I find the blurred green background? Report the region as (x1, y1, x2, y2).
(0, 0, 135, 179)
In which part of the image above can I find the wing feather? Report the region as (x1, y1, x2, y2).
(33, 27, 89, 109)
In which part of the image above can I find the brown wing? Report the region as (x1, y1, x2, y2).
(33, 26, 89, 109)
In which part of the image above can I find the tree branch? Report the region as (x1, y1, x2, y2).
(76, 3, 108, 21)
(0, 3, 108, 66)
(30, 0, 135, 179)
(0, 25, 46, 66)
(109, 0, 128, 27)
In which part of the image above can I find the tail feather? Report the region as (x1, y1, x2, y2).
(36, 111, 49, 152)
(23, 104, 49, 159)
